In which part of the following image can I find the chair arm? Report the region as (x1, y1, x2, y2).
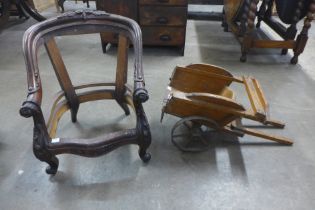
(20, 86, 42, 118)
(134, 81, 149, 103)
(20, 100, 41, 118)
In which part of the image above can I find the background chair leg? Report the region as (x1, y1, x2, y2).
(240, 52, 247, 62)
(281, 49, 288, 55)
(134, 102, 151, 163)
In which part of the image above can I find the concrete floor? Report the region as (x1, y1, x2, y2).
(1, 4, 315, 210)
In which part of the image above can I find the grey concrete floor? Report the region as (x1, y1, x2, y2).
(1, 5, 315, 210)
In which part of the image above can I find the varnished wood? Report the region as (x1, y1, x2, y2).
(139, 0, 187, 6)
(223, 0, 244, 23)
(20, 10, 151, 175)
(142, 27, 186, 46)
(115, 35, 130, 115)
(96, 0, 137, 52)
(162, 64, 293, 145)
(139, 6, 187, 26)
(96, 0, 188, 54)
(45, 38, 79, 122)
(222, 0, 315, 63)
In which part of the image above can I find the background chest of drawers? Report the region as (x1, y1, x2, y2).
(96, 0, 188, 55)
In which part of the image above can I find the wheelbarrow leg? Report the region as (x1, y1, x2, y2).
(233, 126, 293, 145)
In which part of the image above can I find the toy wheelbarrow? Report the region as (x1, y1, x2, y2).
(161, 63, 293, 152)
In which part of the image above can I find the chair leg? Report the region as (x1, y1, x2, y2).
(58, 0, 65, 13)
(116, 99, 130, 116)
(70, 104, 79, 122)
(240, 0, 259, 62)
(33, 126, 59, 175)
(45, 156, 59, 175)
(292, 0, 315, 64)
(45, 38, 80, 123)
(222, 8, 229, 32)
(135, 102, 151, 163)
(256, 0, 268, 28)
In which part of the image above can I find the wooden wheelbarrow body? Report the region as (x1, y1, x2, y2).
(161, 63, 293, 145)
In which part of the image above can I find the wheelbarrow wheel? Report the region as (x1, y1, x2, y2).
(0, 0, 10, 28)
(171, 116, 219, 152)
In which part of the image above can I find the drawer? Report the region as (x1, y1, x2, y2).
(96, 0, 137, 19)
(139, 6, 187, 26)
(142, 27, 186, 46)
(139, 0, 187, 6)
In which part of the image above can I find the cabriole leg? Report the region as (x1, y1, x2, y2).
(134, 101, 151, 163)
(21, 103, 59, 175)
(116, 99, 130, 116)
(33, 123, 59, 175)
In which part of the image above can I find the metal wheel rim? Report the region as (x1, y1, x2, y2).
(171, 116, 219, 152)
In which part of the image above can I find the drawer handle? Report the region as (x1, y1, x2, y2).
(157, 0, 169, 3)
(156, 17, 169, 24)
(160, 35, 172, 42)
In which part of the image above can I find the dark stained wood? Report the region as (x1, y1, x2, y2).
(142, 27, 186, 46)
(20, 10, 151, 175)
(96, 0, 188, 54)
(139, 6, 187, 26)
(96, 0, 137, 52)
(222, 0, 315, 64)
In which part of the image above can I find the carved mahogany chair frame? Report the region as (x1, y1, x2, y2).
(20, 10, 151, 175)
(222, 0, 315, 64)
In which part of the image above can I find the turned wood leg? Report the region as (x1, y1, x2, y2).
(291, 0, 315, 64)
(282, 24, 297, 55)
(58, 0, 65, 13)
(240, 52, 247, 62)
(179, 45, 185, 56)
(15, 2, 29, 19)
(222, 8, 229, 32)
(240, 0, 259, 62)
(281, 27, 295, 55)
(256, 0, 268, 28)
(101, 42, 109, 53)
(282, 1, 301, 55)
